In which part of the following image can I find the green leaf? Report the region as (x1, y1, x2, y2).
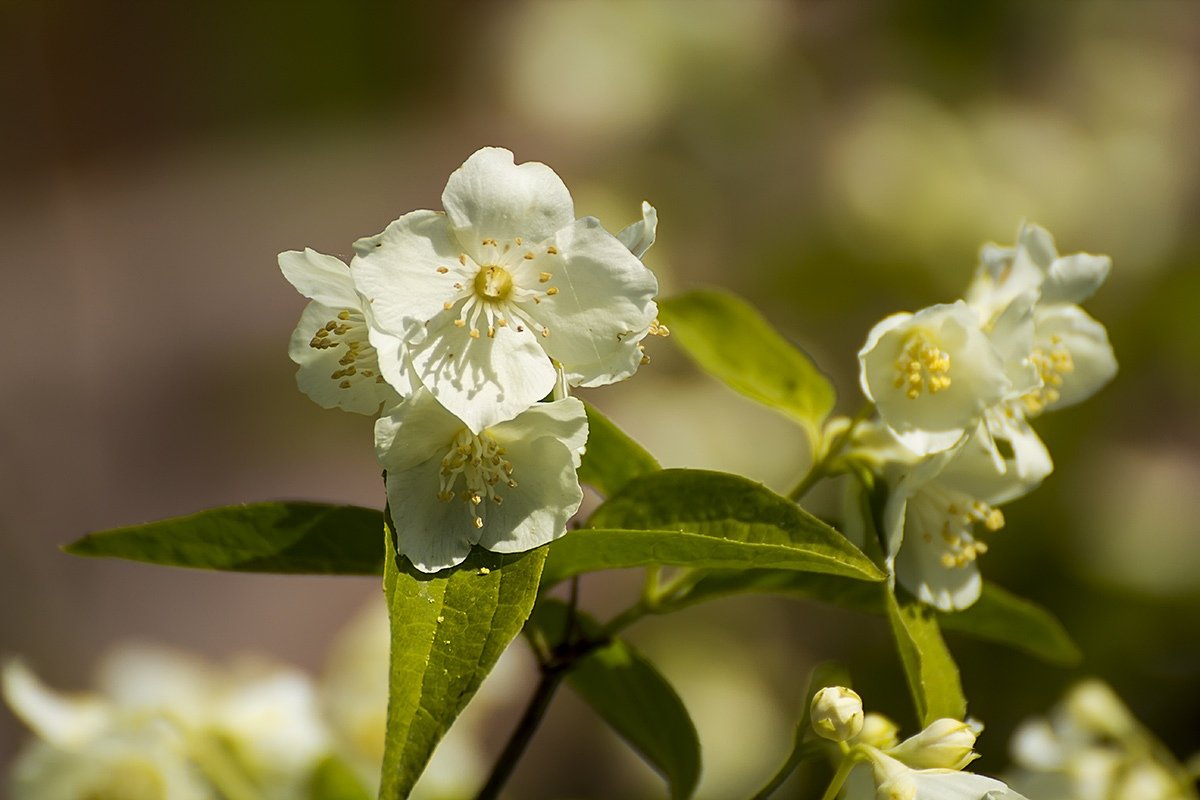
(884, 590, 966, 726)
(379, 530, 546, 800)
(308, 755, 372, 800)
(577, 401, 661, 498)
(673, 570, 1081, 667)
(659, 290, 836, 437)
(64, 503, 383, 574)
(529, 600, 700, 800)
(541, 469, 882, 586)
(938, 584, 1082, 667)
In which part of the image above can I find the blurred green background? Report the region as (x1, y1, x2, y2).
(2, 1, 1198, 796)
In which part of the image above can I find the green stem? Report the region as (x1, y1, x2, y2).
(475, 668, 567, 800)
(188, 733, 261, 800)
(787, 403, 874, 502)
(749, 739, 824, 800)
(818, 751, 858, 800)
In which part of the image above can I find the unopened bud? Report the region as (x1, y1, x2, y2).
(810, 686, 864, 742)
(855, 712, 900, 749)
(1065, 680, 1135, 739)
(888, 718, 978, 770)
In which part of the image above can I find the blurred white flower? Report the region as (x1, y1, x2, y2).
(4, 648, 332, 800)
(375, 389, 587, 572)
(1008, 680, 1196, 800)
(352, 147, 659, 433)
(279, 247, 408, 414)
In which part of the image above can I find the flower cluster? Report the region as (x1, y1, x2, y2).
(1006, 680, 1199, 800)
(3, 649, 329, 800)
(281, 148, 663, 571)
(850, 223, 1117, 610)
(810, 684, 1027, 799)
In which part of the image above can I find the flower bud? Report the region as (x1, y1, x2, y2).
(887, 717, 978, 770)
(855, 712, 900, 750)
(1065, 680, 1135, 739)
(810, 686, 864, 742)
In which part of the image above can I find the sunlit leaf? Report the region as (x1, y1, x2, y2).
(884, 590, 967, 726)
(659, 290, 836, 437)
(577, 402, 661, 498)
(64, 502, 383, 574)
(542, 469, 882, 586)
(379, 529, 545, 799)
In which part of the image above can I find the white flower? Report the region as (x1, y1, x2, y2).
(1007, 680, 1193, 800)
(810, 686, 865, 742)
(353, 147, 659, 432)
(3, 659, 213, 800)
(966, 221, 1111, 322)
(4, 649, 333, 800)
(868, 751, 1027, 800)
(859, 301, 1011, 456)
(882, 442, 1013, 612)
(279, 248, 409, 414)
(376, 389, 588, 572)
(888, 718, 979, 771)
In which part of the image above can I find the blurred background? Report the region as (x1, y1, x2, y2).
(2, 0, 1199, 796)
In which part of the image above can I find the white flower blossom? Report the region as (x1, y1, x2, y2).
(859, 301, 1012, 456)
(1008, 680, 1195, 800)
(3, 649, 332, 800)
(966, 221, 1111, 322)
(353, 147, 660, 432)
(882, 438, 1019, 612)
(376, 389, 588, 572)
(279, 248, 408, 414)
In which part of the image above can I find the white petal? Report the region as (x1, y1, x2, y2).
(410, 319, 557, 433)
(894, 513, 983, 612)
(375, 388, 466, 474)
(909, 770, 1027, 800)
(2, 660, 111, 748)
(386, 456, 480, 573)
(526, 217, 659, 387)
(986, 292, 1041, 398)
(365, 324, 414, 397)
(491, 397, 589, 468)
(1032, 305, 1117, 410)
(279, 248, 359, 308)
(616, 201, 658, 258)
(1042, 252, 1111, 306)
(475, 435, 584, 554)
(95, 645, 214, 726)
(289, 301, 400, 415)
(965, 222, 1053, 320)
(350, 209, 464, 341)
(442, 147, 575, 247)
(941, 416, 1051, 506)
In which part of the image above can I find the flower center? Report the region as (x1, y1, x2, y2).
(1021, 335, 1074, 416)
(474, 266, 514, 302)
(893, 331, 952, 399)
(309, 309, 384, 389)
(436, 429, 517, 529)
(921, 492, 1004, 569)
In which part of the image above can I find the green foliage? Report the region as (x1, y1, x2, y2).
(577, 401, 661, 498)
(308, 756, 372, 800)
(542, 469, 883, 586)
(529, 601, 700, 800)
(677, 571, 1080, 666)
(938, 584, 1082, 667)
(884, 590, 967, 726)
(379, 529, 546, 800)
(658, 290, 836, 439)
(64, 502, 383, 574)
